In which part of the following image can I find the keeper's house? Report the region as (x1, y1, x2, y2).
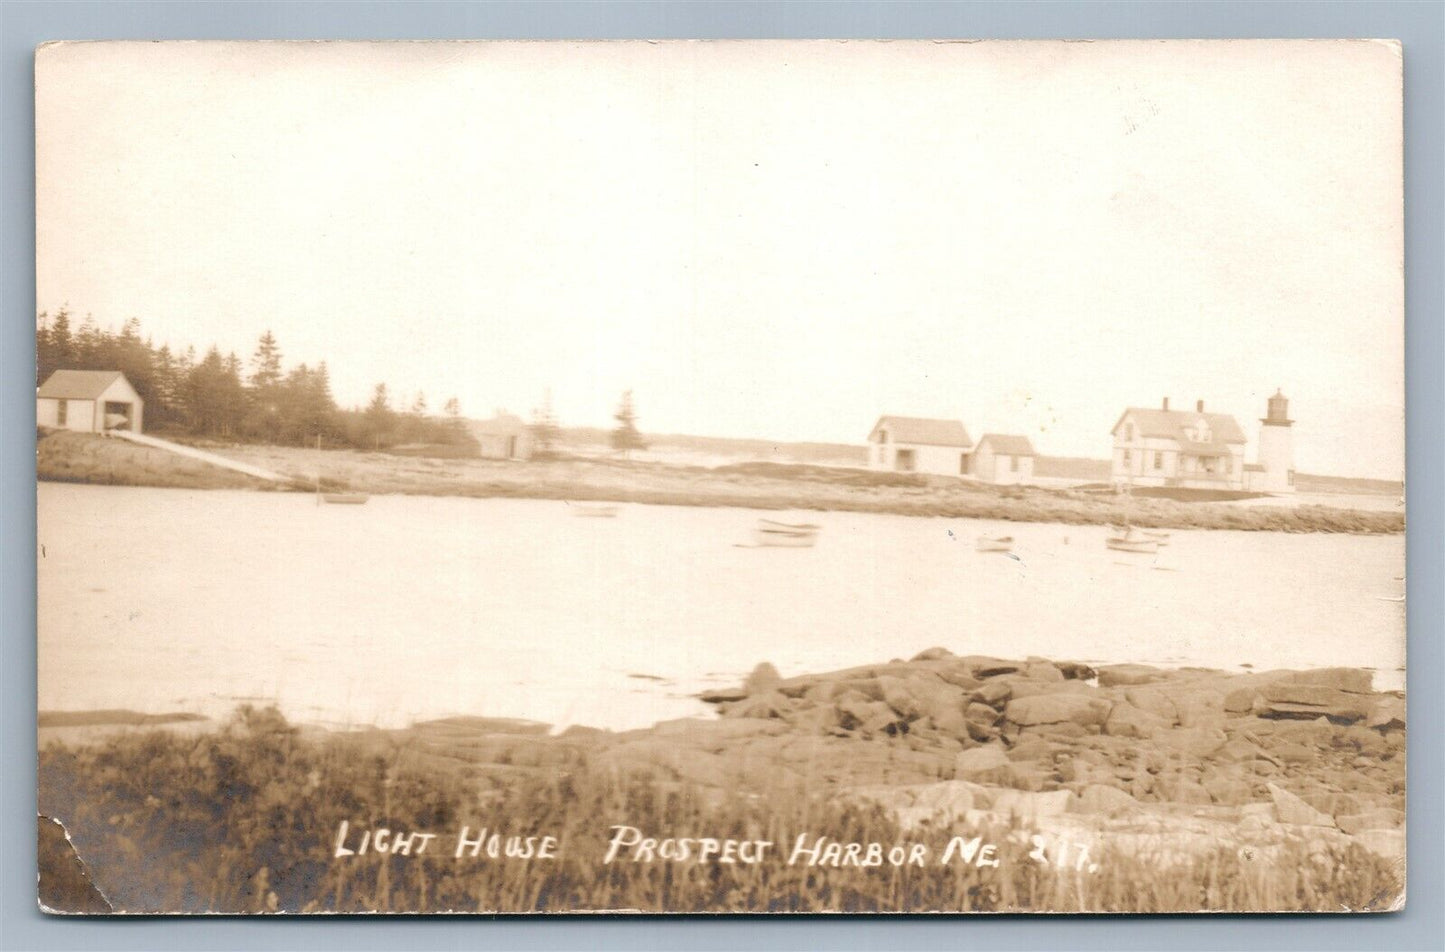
(1110, 398, 1246, 490)
(867, 416, 973, 476)
(36, 370, 144, 434)
(971, 433, 1036, 485)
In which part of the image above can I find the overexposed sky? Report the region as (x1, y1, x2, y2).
(36, 40, 1404, 478)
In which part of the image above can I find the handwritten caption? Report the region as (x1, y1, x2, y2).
(332, 821, 1099, 873)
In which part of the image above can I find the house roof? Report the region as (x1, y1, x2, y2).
(1177, 441, 1238, 457)
(1111, 407, 1247, 444)
(37, 369, 126, 400)
(976, 433, 1035, 456)
(471, 413, 529, 436)
(870, 416, 972, 447)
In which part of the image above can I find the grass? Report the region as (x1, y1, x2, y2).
(38, 707, 1402, 914)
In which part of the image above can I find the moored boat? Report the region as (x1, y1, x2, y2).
(976, 535, 1014, 553)
(1106, 533, 1158, 554)
(753, 518, 821, 547)
(322, 492, 369, 505)
(571, 503, 620, 518)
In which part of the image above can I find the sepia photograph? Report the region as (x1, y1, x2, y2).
(34, 38, 1406, 914)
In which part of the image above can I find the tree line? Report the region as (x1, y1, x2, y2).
(36, 310, 475, 451)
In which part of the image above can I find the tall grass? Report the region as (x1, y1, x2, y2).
(38, 707, 1401, 914)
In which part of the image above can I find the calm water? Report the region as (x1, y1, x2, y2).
(38, 484, 1406, 731)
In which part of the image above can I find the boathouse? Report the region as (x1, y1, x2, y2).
(36, 370, 144, 434)
(867, 416, 973, 477)
(971, 433, 1036, 485)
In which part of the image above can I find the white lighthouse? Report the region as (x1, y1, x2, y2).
(1253, 389, 1296, 493)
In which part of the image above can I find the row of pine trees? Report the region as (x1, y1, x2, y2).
(36, 310, 474, 451)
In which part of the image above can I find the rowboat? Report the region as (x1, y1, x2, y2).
(754, 518, 821, 547)
(976, 535, 1014, 553)
(322, 492, 370, 505)
(1106, 533, 1158, 554)
(571, 503, 620, 518)
(1138, 529, 1170, 545)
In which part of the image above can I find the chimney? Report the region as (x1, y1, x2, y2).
(1162, 397, 1170, 411)
(1196, 399, 1205, 412)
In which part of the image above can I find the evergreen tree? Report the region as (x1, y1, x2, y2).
(530, 388, 561, 456)
(363, 383, 395, 449)
(611, 390, 646, 456)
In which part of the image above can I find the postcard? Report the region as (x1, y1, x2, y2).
(35, 39, 1405, 914)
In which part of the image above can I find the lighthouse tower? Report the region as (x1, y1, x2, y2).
(1256, 389, 1295, 493)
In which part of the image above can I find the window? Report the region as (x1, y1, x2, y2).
(1010, 455, 1019, 472)
(56, 401, 67, 426)
(959, 454, 969, 475)
(1154, 451, 1163, 470)
(1125, 423, 1135, 442)
(1122, 449, 1131, 465)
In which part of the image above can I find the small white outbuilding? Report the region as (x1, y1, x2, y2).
(37, 370, 144, 434)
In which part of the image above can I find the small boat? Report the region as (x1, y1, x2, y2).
(976, 535, 1014, 553)
(754, 518, 821, 547)
(1138, 529, 1170, 545)
(322, 492, 369, 505)
(571, 503, 620, 518)
(1106, 532, 1158, 554)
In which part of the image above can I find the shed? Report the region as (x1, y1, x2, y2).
(867, 416, 973, 476)
(37, 370, 143, 434)
(471, 413, 534, 460)
(971, 433, 1036, 485)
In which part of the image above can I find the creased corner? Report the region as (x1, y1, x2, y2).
(37, 814, 114, 915)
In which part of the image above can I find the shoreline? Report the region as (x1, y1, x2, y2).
(37, 430, 1405, 534)
(38, 650, 1407, 913)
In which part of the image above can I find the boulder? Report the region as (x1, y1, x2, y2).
(877, 676, 925, 720)
(743, 662, 782, 694)
(730, 690, 788, 720)
(910, 647, 955, 662)
(1268, 783, 1334, 826)
(1202, 774, 1254, 805)
(1104, 701, 1172, 740)
(991, 789, 1074, 820)
(1261, 700, 1370, 724)
(1161, 779, 1213, 806)
(699, 686, 747, 704)
(971, 659, 1024, 678)
(1269, 742, 1317, 765)
(972, 680, 1013, 708)
(1368, 697, 1406, 731)
(1172, 691, 1226, 730)
(1005, 694, 1112, 728)
(1335, 808, 1405, 835)
(1278, 668, 1373, 695)
(1024, 661, 1065, 682)
(1212, 737, 1279, 766)
(1224, 687, 1259, 714)
(1073, 783, 1140, 817)
(1151, 727, 1227, 759)
(954, 746, 1010, 776)
(1055, 661, 1098, 681)
(1124, 687, 1178, 723)
(935, 665, 984, 691)
(1096, 664, 1167, 687)
(966, 702, 1001, 726)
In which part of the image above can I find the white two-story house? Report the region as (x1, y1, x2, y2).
(1110, 398, 1247, 490)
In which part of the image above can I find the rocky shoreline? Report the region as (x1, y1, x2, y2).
(251, 649, 1400, 878)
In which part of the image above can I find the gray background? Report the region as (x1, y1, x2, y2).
(3, 2, 1440, 950)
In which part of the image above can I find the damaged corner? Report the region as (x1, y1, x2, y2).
(37, 814, 113, 914)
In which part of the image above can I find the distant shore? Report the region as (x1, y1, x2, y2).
(37, 429, 1404, 534)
